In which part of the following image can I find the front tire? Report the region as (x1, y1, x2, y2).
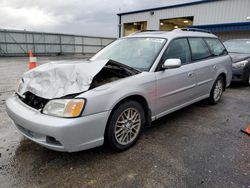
(105, 101, 145, 151)
(244, 73, 250, 86)
(209, 76, 225, 104)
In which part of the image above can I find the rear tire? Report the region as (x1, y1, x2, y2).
(105, 101, 145, 151)
(209, 76, 225, 104)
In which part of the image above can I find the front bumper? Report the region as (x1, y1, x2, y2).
(232, 67, 249, 82)
(6, 95, 111, 152)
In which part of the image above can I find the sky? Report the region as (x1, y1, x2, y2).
(0, 0, 199, 37)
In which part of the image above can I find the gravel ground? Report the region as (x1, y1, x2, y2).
(0, 57, 249, 188)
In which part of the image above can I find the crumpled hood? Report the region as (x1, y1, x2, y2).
(229, 53, 250, 63)
(18, 59, 109, 99)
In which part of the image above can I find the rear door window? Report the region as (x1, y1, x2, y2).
(204, 38, 227, 56)
(188, 38, 211, 61)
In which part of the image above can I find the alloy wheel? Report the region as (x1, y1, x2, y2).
(213, 79, 223, 102)
(114, 108, 141, 146)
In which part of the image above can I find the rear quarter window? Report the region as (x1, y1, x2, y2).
(188, 38, 211, 61)
(204, 38, 227, 56)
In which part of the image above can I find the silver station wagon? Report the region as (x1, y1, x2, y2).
(6, 29, 232, 152)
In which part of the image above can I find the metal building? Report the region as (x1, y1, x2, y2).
(0, 29, 115, 56)
(118, 0, 250, 41)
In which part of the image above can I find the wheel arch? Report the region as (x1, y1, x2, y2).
(105, 95, 152, 135)
(217, 72, 227, 91)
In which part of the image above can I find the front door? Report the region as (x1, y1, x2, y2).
(155, 38, 197, 118)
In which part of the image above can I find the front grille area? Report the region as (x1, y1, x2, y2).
(18, 92, 49, 110)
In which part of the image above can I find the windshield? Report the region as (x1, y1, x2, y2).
(224, 40, 250, 54)
(91, 37, 166, 71)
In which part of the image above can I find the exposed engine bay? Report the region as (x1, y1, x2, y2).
(90, 60, 140, 89)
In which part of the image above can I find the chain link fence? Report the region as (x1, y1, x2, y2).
(0, 29, 115, 56)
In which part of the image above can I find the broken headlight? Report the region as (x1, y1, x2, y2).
(42, 99, 86, 118)
(16, 79, 24, 95)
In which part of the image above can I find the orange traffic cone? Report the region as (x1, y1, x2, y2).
(241, 124, 250, 136)
(28, 50, 37, 70)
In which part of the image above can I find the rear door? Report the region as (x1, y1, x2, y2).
(188, 37, 228, 97)
(204, 37, 229, 83)
(155, 38, 197, 118)
(188, 37, 215, 97)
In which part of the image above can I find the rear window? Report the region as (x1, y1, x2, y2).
(204, 38, 227, 56)
(188, 38, 211, 61)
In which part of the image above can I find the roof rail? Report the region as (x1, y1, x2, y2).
(140, 30, 165, 32)
(129, 28, 212, 36)
(129, 30, 166, 36)
(176, 28, 212, 34)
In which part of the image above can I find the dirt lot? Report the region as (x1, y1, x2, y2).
(0, 57, 249, 188)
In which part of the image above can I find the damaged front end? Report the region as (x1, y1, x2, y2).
(17, 59, 140, 111)
(18, 91, 49, 110)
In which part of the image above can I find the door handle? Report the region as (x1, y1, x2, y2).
(188, 72, 194, 77)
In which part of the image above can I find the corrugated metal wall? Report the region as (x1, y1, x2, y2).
(216, 31, 250, 42)
(0, 29, 115, 56)
(120, 0, 250, 36)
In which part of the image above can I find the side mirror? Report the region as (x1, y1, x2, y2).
(162, 59, 182, 69)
